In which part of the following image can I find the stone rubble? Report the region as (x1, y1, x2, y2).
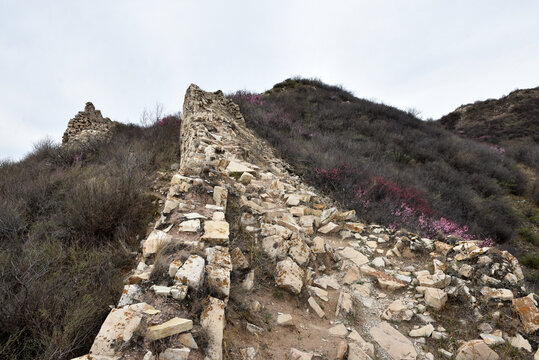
(75, 85, 539, 360)
(62, 102, 115, 147)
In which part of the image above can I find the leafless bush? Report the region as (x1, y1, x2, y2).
(0, 117, 182, 359)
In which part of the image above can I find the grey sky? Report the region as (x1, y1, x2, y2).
(1, 1, 538, 160)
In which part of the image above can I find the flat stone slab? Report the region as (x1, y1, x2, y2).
(174, 255, 205, 290)
(288, 238, 310, 265)
(262, 235, 290, 260)
(226, 160, 256, 176)
(160, 348, 190, 360)
(276, 257, 304, 294)
(340, 247, 369, 267)
(360, 265, 407, 291)
(512, 295, 539, 334)
(369, 321, 417, 360)
(201, 220, 229, 244)
(308, 296, 325, 318)
(178, 219, 201, 232)
(90, 303, 154, 356)
(318, 222, 339, 234)
(147, 317, 193, 341)
(201, 296, 226, 360)
(206, 263, 231, 298)
(480, 287, 513, 301)
(455, 340, 499, 360)
(142, 230, 172, 257)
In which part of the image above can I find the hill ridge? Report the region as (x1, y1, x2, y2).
(77, 84, 538, 360)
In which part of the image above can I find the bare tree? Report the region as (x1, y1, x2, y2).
(139, 102, 164, 127)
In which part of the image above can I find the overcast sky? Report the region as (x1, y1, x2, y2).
(1, 1, 538, 160)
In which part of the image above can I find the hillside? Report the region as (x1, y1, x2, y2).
(438, 87, 539, 283)
(65, 85, 538, 360)
(229, 78, 539, 284)
(439, 87, 539, 144)
(1, 83, 539, 360)
(439, 86, 538, 182)
(0, 104, 181, 359)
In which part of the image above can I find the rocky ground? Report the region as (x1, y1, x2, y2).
(73, 85, 539, 360)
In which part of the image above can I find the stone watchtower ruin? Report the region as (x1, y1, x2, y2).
(62, 102, 115, 147)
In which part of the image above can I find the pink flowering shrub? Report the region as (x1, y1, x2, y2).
(478, 238, 495, 248)
(157, 115, 181, 126)
(315, 167, 341, 181)
(227, 80, 520, 244)
(246, 94, 265, 105)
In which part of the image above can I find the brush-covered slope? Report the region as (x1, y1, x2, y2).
(440, 88, 539, 278)
(0, 111, 181, 360)
(439, 87, 539, 179)
(439, 87, 539, 143)
(230, 78, 530, 247)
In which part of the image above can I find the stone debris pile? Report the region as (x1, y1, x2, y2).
(62, 102, 115, 147)
(73, 85, 539, 360)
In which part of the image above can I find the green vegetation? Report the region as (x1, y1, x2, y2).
(0, 118, 181, 360)
(522, 253, 539, 269)
(519, 227, 539, 245)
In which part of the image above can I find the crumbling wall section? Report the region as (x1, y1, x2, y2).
(73, 85, 537, 360)
(62, 102, 116, 147)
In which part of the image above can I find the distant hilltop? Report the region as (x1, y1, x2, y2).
(439, 87, 539, 143)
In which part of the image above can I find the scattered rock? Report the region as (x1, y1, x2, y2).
(312, 236, 325, 253)
(159, 348, 190, 360)
(480, 287, 514, 301)
(307, 296, 325, 318)
(512, 295, 539, 334)
(424, 287, 447, 310)
(348, 329, 375, 358)
(289, 348, 313, 360)
(243, 270, 255, 291)
(336, 341, 348, 359)
(200, 297, 225, 360)
(231, 247, 250, 270)
(360, 265, 407, 291)
(277, 313, 294, 326)
(340, 247, 369, 267)
(348, 342, 373, 360)
(275, 257, 304, 294)
(318, 222, 340, 234)
(409, 324, 434, 337)
(369, 321, 417, 360)
(178, 219, 201, 232)
(480, 333, 504, 346)
(329, 323, 348, 337)
(240, 347, 257, 360)
(143, 230, 171, 257)
(201, 220, 230, 244)
(147, 318, 193, 341)
(262, 235, 290, 259)
(179, 333, 198, 349)
(343, 266, 361, 285)
(90, 303, 154, 357)
(508, 333, 532, 352)
(174, 255, 205, 290)
(169, 260, 183, 278)
(455, 340, 499, 360)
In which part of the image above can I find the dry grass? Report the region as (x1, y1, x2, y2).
(0, 118, 181, 359)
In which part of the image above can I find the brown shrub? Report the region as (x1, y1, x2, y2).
(0, 117, 182, 359)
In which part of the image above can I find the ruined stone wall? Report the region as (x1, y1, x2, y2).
(74, 85, 538, 360)
(62, 102, 116, 147)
